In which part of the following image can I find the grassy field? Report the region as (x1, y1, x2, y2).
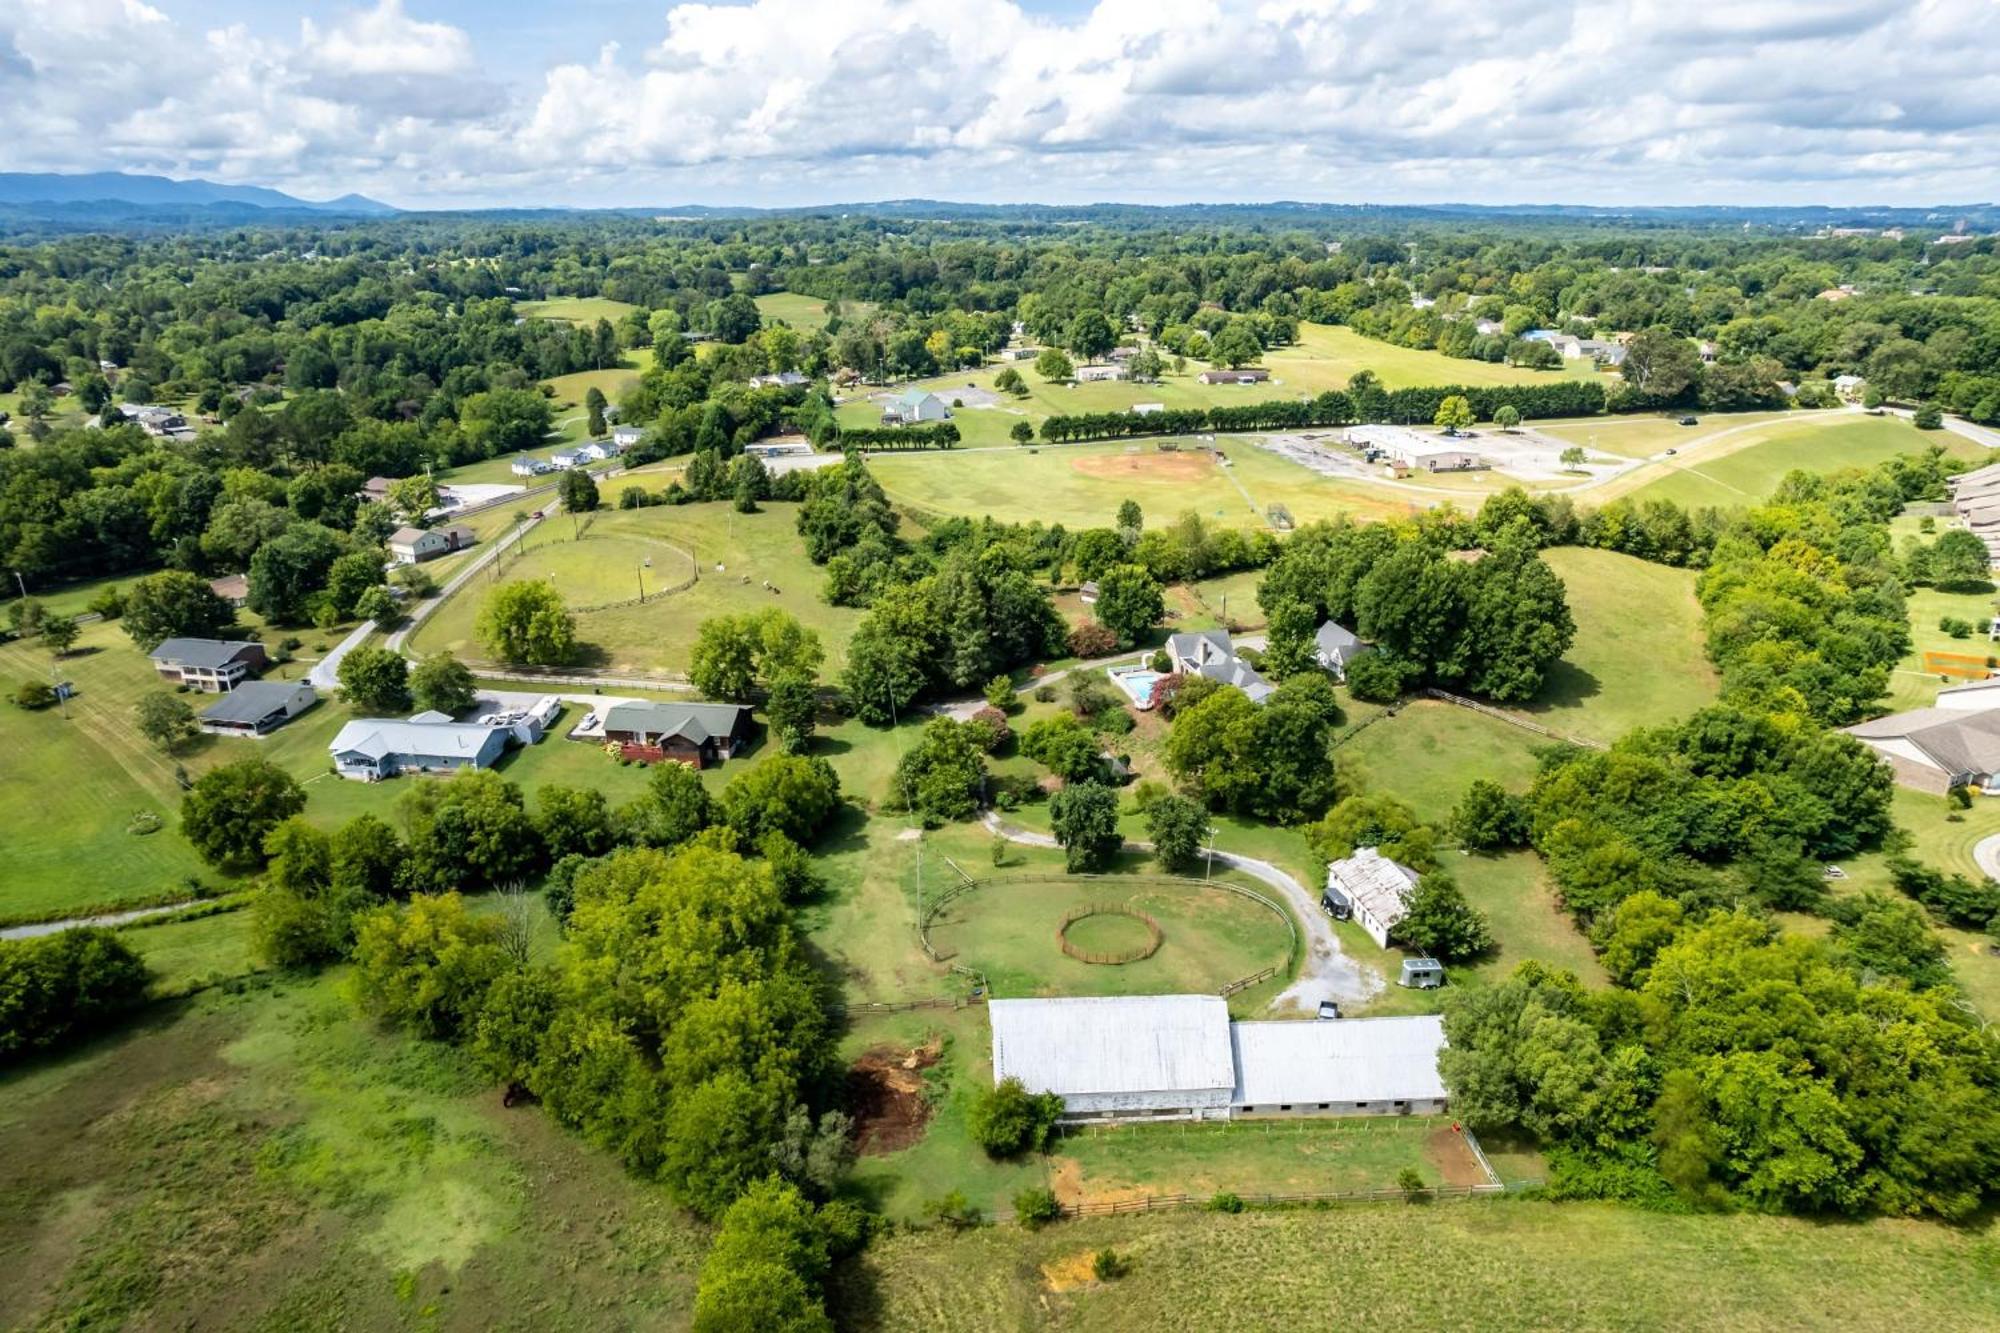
(1538, 410, 1794, 460)
(515, 296, 640, 324)
(1618, 414, 1982, 509)
(839, 1198, 2000, 1331)
(925, 873, 1295, 1001)
(1334, 701, 1550, 824)
(1270, 323, 1602, 391)
(542, 352, 648, 443)
(754, 291, 874, 331)
(1523, 546, 1717, 742)
(0, 971, 709, 1331)
(871, 439, 1429, 531)
(1050, 1115, 1497, 1204)
(410, 502, 857, 674)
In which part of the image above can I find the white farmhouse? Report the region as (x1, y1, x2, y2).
(1322, 847, 1422, 948)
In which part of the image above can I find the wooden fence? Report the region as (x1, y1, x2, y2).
(1421, 688, 1607, 751)
(1054, 1180, 1525, 1218)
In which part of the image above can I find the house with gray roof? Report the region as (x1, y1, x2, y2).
(1845, 707, 2000, 795)
(1167, 630, 1274, 704)
(599, 700, 754, 768)
(199, 680, 316, 736)
(148, 638, 268, 692)
(1314, 621, 1373, 679)
(329, 717, 510, 781)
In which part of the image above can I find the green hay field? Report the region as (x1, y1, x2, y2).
(410, 502, 862, 675)
(514, 296, 640, 324)
(1618, 414, 1981, 508)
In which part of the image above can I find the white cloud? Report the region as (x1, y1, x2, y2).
(0, 0, 1994, 206)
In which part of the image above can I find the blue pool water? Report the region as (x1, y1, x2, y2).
(1112, 669, 1165, 708)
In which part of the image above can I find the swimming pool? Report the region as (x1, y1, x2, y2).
(1109, 667, 1165, 709)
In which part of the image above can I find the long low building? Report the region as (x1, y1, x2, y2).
(988, 995, 1449, 1123)
(329, 717, 511, 780)
(1845, 706, 2000, 794)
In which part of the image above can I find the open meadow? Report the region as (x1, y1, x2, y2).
(409, 501, 861, 674)
(1615, 412, 1981, 508)
(514, 296, 640, 324)
(839, 1198, 2000, 1332)
(753, 290, 874, 331)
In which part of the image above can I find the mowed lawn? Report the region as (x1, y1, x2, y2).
(1618, 413, 1982, 509)
(841, 1199, 2000, 1332)
(924, 873, 1295, 1000)
(411, 502, 862, 675)
(1334, 701, 1549, 824)
(514, 295, 640, 324)
(1538, 410, 1794, 460)
(1522, 546, 1717, 742)
(870, 439, 1428, 531)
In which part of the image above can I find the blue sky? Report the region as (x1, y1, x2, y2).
(1, 0, 1994, 210)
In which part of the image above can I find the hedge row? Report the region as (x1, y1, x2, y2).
(834, 422, 961, 449)
(1037, 379, 1615, 444)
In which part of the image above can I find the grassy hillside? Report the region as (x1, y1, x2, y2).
(1619, 414, 1981, 508)
(0, 972, 708, 1331)
(1525, 546, 1717, 742)
(514, 296, 639, 324)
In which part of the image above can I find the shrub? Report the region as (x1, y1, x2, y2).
(1207, 1191, 1245, 1213)
(1397, 1166, 1430, 1202)
(1343, 651, 1410, 702)
(0, 928, 152, 1061)
(12, 680, 57, 709)
(921, 1190, 983, 1230)
(1013, 1186, 1061, 1229)
(1939, 615, 1974, 638)
(1066, 622, 1119, 658)
(967, 1076, 1065, 1157)
(1092, 1248, 1129, 1280)
(1914, 403, 1944, 430)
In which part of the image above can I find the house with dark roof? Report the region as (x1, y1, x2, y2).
(1196, 367, 1270, 385)
(1166, 630, 1273, 704)
(599, 701, 754, 768)
(148, 638, 268, 692)
(199, 680, 317, 736)
(329, 717, 510, 780)
(1845, 707, 2000, 795)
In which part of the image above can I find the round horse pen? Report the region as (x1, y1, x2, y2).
(1057, 903, 1165, 965)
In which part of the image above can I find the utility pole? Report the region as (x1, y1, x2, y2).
(12, 570, 25, 599)
(637, 557, 648, 604)
(1205, 824, 1217, 882)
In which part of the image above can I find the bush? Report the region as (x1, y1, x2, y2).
(967, 1076, 1065, 1157)
(1397, 1166, 1431, 1203)
(1092, 1248, 1129, 1281)
(921, 1190, 983, 1230)
(0, 928, 152, 1061)
(1343, 651, 1410, 703)
(1914, 403, 1944, 430)
(1939, 615, 1974, 638)
(1013, 1186, 1061, 1229)
(1066, 622, 1119, 658)
(12, 680, 57, 709)
(1207, 1190, 1245, 1213)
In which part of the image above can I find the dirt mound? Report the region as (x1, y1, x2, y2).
(1070, 451, 1214, 483)
(846, 1040, 943, 1156)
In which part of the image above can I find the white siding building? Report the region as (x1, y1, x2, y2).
(1324, 847, 1421, 948)
(1230, 1016, 1450, 1118)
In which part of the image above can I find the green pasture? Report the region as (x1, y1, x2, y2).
(1523, 546, 1717, 742)
(1619, 414, 1981, 509)
(0, 971, 708, 1330)
(1537, 410, 1794, 460)
(1334, 700, 1549, 824)
(842, 1198, 2000, 1332)
(753, 291, 873, 331)
(514, 296, 640, 324)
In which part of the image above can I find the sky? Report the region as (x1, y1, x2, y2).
(0, 0, 1995, 210)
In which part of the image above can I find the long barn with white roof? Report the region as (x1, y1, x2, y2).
(988, 995, 1449, 1123)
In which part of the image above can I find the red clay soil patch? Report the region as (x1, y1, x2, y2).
(1070, 451, 1215, 484)
(846, 1040, 943, 1156)
(1425, 1123, 1491, 1188)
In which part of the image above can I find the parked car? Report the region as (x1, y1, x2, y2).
(1677, 415, 1698, 425)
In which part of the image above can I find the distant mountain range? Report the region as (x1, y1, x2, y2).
(0, 172, 394, 218)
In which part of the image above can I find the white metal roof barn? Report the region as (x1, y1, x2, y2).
(990, 996, 1450, 1122)
(988, 995, 1235, 1118)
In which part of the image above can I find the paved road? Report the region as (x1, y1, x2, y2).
(1973, 834, 2000, 884)
(979, 811, 1383, 1011)
(386, 509, 553, 654)
(307, 618, 375, 691)
(1880, 405, 2000, 451)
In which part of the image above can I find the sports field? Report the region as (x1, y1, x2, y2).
(410, 503, 862, 674)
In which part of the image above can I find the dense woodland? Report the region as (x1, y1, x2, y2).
(5, 211, 2000, 1326)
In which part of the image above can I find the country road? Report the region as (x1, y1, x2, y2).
(979, 810, 1383, 1011)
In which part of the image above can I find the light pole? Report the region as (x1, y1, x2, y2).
(637, 556, 650, 603)
(1205, 823, 1217, 882)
